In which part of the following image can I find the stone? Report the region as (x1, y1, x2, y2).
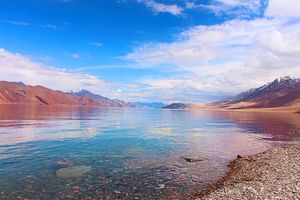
(73, 186, 80, 190)
(56, 159, 74, 168)
(56, 165, 91, 178)
(183, 157, 204, 163)
(156, 184, 165, 189)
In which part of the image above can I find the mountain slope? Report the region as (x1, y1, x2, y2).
(212, 76, 300, 109)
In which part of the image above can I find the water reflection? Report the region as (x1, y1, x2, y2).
(0, 106, 299, 199)
(194, 110, 300, 142)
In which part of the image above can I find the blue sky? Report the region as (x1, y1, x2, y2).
(1, 0, 300, 103)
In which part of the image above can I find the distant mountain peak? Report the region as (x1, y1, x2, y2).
(70, 89, 93, 94)
(70, 89, 107, 100)
(13, 81, 26, 86)
(272, 76, 300, 86)
(279, 76, 291, 81)
(163, 103, 190, 109)
(278, 76, 299, 82)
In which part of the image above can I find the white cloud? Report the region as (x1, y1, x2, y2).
(70, 53, 81, 59)
(118, 77, 216, 103)
(65, 52, 93, 59)
(142, 78, 203, 90)
(88, 42, 103, 47)
(217, 0, 262, 8)
(40, 24, 59, 30)
(4, 20, 30, 26)
(0, 49, 112, 96)
(25, 55, 54, 62)
(135, 0, 264, 17)
(123, 17, 300, 96)
(137, 0, 183, 15)
(123, 42, 215, 65)
(186, 0, 264, 17)
(265, 0, 300, 18)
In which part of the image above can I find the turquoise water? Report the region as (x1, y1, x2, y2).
(0, 106, 300, 199)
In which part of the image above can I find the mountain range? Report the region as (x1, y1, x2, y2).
(0, 81, 134, 107)
(1, 77, 300, 112)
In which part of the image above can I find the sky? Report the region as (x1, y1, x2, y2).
(0, 0, 300, 103)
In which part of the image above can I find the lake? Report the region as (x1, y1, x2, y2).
(0, 105, 300, 199)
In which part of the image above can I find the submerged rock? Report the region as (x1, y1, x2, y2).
(56, 159, 74, 168)
(183, 157, 204, 163)
(56, 165, 91, 178)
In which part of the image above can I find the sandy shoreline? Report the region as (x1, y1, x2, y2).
(196, 145, 300, 200)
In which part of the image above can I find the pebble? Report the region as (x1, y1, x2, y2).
(73, 186, 80, 190)
(156, 184, 165, 189)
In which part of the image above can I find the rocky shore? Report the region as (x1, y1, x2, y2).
(198, 145, 300, 200)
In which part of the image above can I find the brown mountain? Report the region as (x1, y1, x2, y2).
(0, 81, 133, 107)
(212, 76, 300, 110)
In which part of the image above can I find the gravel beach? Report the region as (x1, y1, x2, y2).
(198, 145, 300, 200)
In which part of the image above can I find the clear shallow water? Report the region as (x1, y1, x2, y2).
(0, 105, 300, 199)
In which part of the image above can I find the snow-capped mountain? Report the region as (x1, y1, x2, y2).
(212, 76, 300, 109)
